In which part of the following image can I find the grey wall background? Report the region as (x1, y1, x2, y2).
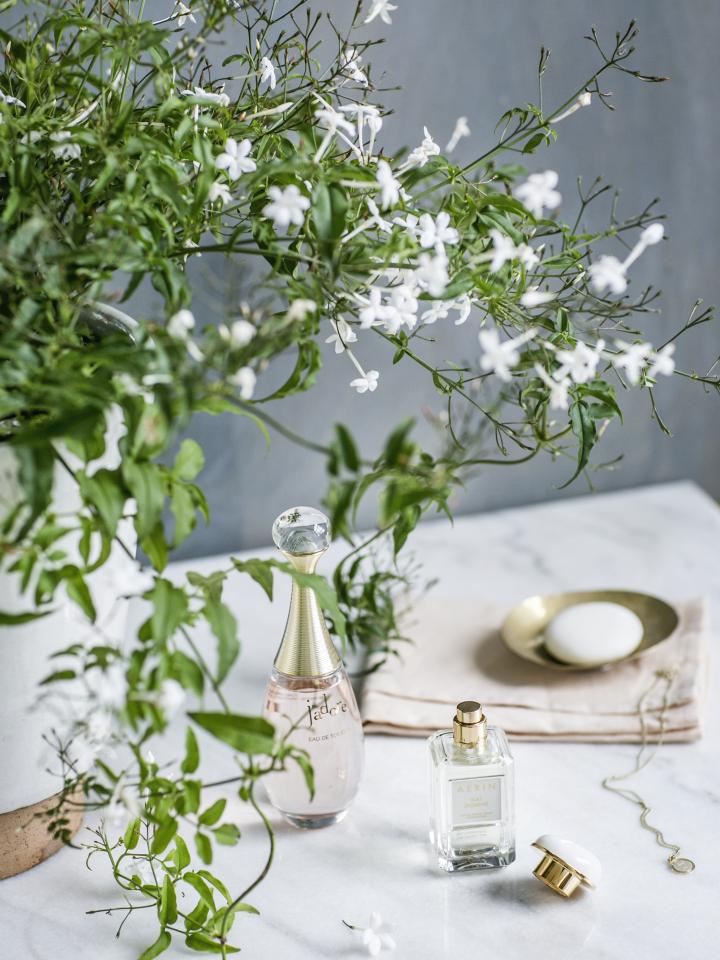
(162, 2, 720, 555)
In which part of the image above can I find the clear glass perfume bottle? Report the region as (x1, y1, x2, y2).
(262, 506, 364, 829)
(428, 700, 515, 871)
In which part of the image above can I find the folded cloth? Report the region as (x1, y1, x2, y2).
(361, 597, 708, 742)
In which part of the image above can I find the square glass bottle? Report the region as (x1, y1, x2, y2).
(428, 700, 515, 871)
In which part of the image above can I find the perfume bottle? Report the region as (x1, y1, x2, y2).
(428, 700, 515, 871)
(262, 506, 364, 828)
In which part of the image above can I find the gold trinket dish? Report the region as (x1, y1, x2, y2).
(500, 590, 679, 672)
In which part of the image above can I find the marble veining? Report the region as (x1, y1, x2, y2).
(0, 481, 718, 959)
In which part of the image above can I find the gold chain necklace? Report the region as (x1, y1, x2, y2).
(601, 666, 695, 874)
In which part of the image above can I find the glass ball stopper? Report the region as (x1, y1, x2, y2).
(272, 506, 331, 555)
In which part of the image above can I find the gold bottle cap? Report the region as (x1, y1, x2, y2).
(453, 700, 487, 746)
(531, 835, 601, 897)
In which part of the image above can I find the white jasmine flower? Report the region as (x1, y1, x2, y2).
(365, 0, 398, 25)
(375, 160, 400, 209)
(515, 170, 562, 219)
(156, 679, 186, 718)
(648, 343, 675, 378)
(325, 318, 357, 354)
(208, 179, 233, 205)
(406, 126, 440, 168)
(453, 294, 472, 325)
(219, 319, 256, 347)
(168, 309, 195, 339)
(555, 339, 605, 384)
(262, 185, 310, 230)
(85, 709, 114, 745)
(394, 212, 420, 239)
(366, 197, 393, 232)
(349, 912, 396, 956)
(535, 364, 571, 410)
(174, 1, 195, 26)
(418, 211, 459, 250)
(259, 56, 277, 90)
(51, 131, 81, 161)
(445, 116, 470, 153)
(314, 106, 356, 138)
(231, 366, 257, 400)
(0, 90, 26, 109)
(106, 780, 142, 826)
(489, 229, 517, 272)
(340, 47, 368, 86)
(550, 90, 592, 124)
(479, 326, 537, 382)
(181, 86, 230, 106)
(388, 284, 418, 330)
(421, 301, 452, 324)
(516, 243, 539, 270)
(358, 287, 388, 328)
(520, 287, 555, 308)
(588, 254, 627, 295)
(612, 340, 652, 385)
(286, 299, 317, 322)
(215, 138, 256, 179)
(86, 664, 128, 712)
(130, 857, 156, 885)
(415, 250, 449, 297)
(350, 369, 380, 394)
(640, 222, 665, 246)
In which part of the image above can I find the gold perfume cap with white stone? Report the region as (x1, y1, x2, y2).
(531, 835, 602, 897)
(452, 700, 487, 747)
(272, 506, 341, 678)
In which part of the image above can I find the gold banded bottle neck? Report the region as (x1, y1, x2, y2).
(273, 550, 341, 677)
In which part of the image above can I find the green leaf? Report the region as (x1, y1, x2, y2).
(335, 424, 360, 471)
(158, 875, 178, 925)
(181, 727, 200, 774)
(172, 835, 191, 873)
(231, 558, 274, 601)
(174, 439, 205, 481)
(13, 443, 55, 536)
(293, 751, 315, 801)
(137, 930, 171, 960)
(122, 459, 166, 539)
(65, 568, 97, 622)
(185, 933, 239, 954)
(198, 798, 226, 827)
(170, 483, 197, 547)
(150, 818, 178, 855)
(189, 712, 275, 755)
(194, 830, 212, 864)
(312, 181, 347, 265)
(203, 596, 239, 683)
(183, 871, 215, 909)
(123, 818, 141, 851)
(213, 823, 241, 846)
(149, 578, 188, 645)
(79, 468, 125, 538)
(560, 400, 597, 489)
(0, 608, 51, 625)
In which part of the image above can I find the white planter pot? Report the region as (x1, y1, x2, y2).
(0, 305, 138, 876)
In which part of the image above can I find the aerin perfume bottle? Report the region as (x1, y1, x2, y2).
(262, 506, 364, 828)
(428, 700, 515, 871)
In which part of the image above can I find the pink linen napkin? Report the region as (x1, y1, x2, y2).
(361, 598, 708, 742)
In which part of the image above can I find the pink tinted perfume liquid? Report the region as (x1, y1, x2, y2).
(263, 665, 364, 828)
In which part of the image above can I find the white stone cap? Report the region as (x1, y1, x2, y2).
(532, 834, 602, 887)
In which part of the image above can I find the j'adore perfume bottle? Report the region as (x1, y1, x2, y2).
(428, 700, 515, 871)
(262, 506, 364, 828)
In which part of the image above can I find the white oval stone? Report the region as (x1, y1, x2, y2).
(544, 601, 643, 666)
(534, 834, 602, 887)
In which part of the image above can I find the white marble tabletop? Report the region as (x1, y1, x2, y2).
(2, 481, 719, 959)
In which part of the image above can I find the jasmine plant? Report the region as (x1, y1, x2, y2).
(0, 1, 717, 957)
